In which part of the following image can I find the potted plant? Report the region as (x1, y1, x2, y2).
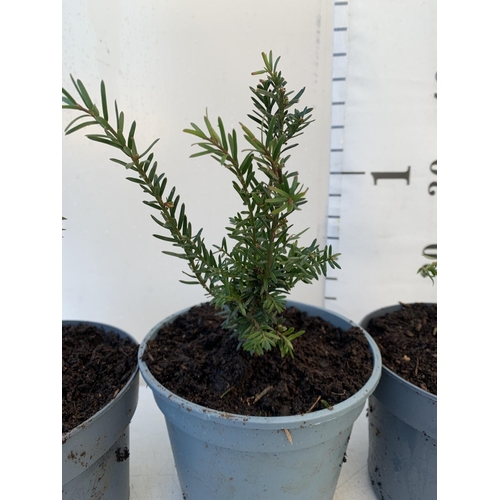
(62, 207, 139, 498)
(360, 264, 437, 500)
(62, 51, 382, 500)
(62, 320, 140, 499)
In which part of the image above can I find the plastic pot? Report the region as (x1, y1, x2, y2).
(62, 321, 140, 499)
(360, 304, 437, 500)
(138, 301, 382, 500)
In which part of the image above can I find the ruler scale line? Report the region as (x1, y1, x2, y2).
(326, 1, 351, 307)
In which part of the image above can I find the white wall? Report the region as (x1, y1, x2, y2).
(325, 0, 437, 323)
(62, 0, 335, 342)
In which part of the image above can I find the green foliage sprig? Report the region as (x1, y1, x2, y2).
(417, 259, 437, 284)
(62, 51, 340, 357)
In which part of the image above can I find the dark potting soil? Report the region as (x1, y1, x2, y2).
(143, 302, 374, 417)
(365, 303, 437, 395)
(62, 323, 138, 434)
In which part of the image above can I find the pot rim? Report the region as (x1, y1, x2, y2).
(380, 364, 437, 401)
(62, 320, 139, 441)
(138, 301, 382, 427)
(360, 302, 437, 400)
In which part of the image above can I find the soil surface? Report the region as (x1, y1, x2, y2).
(143, 302, 374, 417)
(364, 303, 437, 395)
(62, 323, 138, 434)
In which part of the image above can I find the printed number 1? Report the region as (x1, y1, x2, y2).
(371, 166, 411, 185)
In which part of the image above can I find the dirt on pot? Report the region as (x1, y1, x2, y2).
(143, 303, 374, 417)
(62, 323, 138, 434)
(365, 303, 437, 395)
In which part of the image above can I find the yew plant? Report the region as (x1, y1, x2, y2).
(62, 51, 340, 357)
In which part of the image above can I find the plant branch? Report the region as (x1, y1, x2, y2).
(62, 52, 341, 357)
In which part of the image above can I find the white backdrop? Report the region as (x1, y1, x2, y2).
(62, 0, 335, 343)
(62, 0, 437, 343)
(324, 0, 437, 323)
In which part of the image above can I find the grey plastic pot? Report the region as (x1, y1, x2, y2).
(138, 301, 382, 500)
(62, 321, 140, 500)
(360, 304, 437, 500)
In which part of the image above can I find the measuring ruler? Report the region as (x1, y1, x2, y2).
(325, 0, 350, 302)
(325, 0, 437, 321)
